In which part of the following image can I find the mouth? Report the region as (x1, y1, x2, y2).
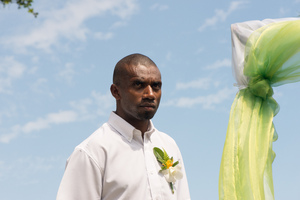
(140, 103, 156, 110)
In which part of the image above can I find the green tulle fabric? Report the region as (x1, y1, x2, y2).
(219, 20, 300, 200)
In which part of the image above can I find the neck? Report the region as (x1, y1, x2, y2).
(129, 119, 149, 135)
(114, 111, 150, 135)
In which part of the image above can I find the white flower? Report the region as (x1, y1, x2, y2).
(161, 164, 183, 183)
(153, 147, 184, 193)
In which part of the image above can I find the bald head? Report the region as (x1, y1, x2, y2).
(113, 53, 158, 86)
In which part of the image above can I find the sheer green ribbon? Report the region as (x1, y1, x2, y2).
(219, 20, 300, 200)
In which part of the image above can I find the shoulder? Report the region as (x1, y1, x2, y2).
(69, 122, 115, 169)
(77, 123, 111, 149)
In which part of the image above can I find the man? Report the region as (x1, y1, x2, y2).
(56, 54, 190, 200)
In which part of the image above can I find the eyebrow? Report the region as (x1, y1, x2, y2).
(131, 77, 161, 83)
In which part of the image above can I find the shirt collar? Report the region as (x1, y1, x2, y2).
(108, 112, 155, 142)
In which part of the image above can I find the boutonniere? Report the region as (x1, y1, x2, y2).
(153, 147, 183, 194)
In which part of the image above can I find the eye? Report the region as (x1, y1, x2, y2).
(133, 80, 143, 87)
(152, 82, 162, 90)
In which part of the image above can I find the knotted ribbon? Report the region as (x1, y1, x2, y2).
(219, 19, 300, 200)
(248, 76, 273, 100)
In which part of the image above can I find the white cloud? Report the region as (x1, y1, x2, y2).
(30, 78, 55, 98)
(31, 56, 40, 63)
(70, 98, 93, 116)
(0, 91, 114, 143)
(0, 104, 18, 125)
(92, 91, 115, 114)
(22, 110, 78, 133)
(0, 110, 78, 143)
(198, 1, 247, 32)
(32, 78, 47, 87)
(1, 0, 139, 52)
(58, 63, 75, 84)
(195, 47, 204, 54)
(70, 91, 114, 119)
(94, 32, 114, 40)
(28, 66, 39, 74)
(0, 56, 26, 93)
(0, 125, 22, 143)
(0, 131, 19, 144)
(0, 91, 115, 143)
(204, 58, 231, 70)
(176, 77, 213, 90)
(0, 156, 65, 184)
(150, 3, 169, 11)
(164, 87, 236, 109)
(110, 21, 128, 29)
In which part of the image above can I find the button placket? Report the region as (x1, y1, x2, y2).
(144, 135, 162, 200)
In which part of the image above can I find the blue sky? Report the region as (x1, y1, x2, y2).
(1, 0, 300, 199)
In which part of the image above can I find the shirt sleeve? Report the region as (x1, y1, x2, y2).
(56, 148, 103, 200)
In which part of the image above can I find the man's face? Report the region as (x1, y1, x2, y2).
(116, 64, 162, 124)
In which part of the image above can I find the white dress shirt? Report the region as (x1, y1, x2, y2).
(56, 112, 190, 200)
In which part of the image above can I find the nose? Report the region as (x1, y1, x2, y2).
(143, 85, 155, 99)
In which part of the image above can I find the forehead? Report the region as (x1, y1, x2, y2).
(126, 64, 161, 81)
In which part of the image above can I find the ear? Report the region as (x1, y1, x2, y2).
(110, 84, 121, 100)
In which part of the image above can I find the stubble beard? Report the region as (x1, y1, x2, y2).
(135, 109, 156, 121)
(140, 111, 155, 120)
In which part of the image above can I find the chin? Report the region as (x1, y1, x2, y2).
(139, 112, 156, 120)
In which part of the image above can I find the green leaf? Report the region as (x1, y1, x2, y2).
(162, 148, 170, 162)
(1, 0, 38, 17)
(153, 147, 165, 164)
(172, 161, 179, 167)
(159, 166, 167, 172)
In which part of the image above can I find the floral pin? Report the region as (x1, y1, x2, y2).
(153, 147, 183, 194)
